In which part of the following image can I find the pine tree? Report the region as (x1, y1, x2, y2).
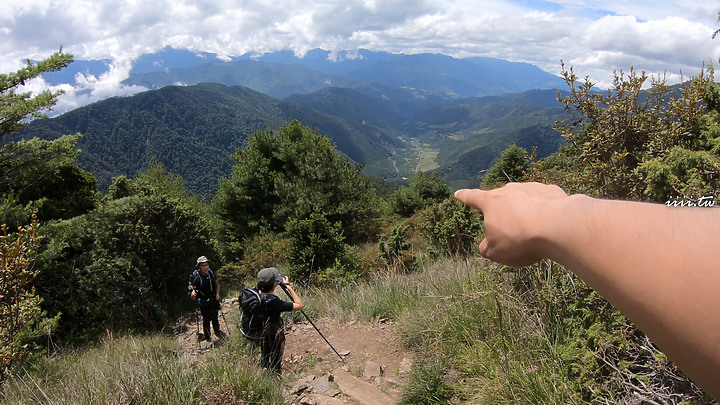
(0, 49, 73, 139)
(0, 50, 74, 378)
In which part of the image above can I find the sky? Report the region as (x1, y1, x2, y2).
(1, 0, 719, 113)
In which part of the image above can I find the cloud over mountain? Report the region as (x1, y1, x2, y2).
(2, 0, 718, 113)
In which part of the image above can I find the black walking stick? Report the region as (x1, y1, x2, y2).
(195, 306, 201, 347)
(279, 283, 345, 362)
(218, 304, 231, 336)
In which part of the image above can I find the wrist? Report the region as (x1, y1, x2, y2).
(541, 193, 591, 263)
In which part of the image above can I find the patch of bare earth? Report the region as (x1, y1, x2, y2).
(173, 298, 414, 405)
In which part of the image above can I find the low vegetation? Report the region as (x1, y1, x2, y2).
(0, 333, 284, 404)
(3, 259, 712, 403)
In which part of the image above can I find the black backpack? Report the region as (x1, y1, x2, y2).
(188, 268, 217, 306)
(238, 287, 277, 341)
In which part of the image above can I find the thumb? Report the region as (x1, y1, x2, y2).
(478, 236, 489, 256)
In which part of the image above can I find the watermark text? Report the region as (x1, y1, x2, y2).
(665, 196, 716, 208)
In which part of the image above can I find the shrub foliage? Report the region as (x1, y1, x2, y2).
(34, 190, 217, 342)
(214, 120, 377, 260)
(0, 217, 44, 381)
(554, 62, 720, 201)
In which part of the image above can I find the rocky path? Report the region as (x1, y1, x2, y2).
(173, 298, 414, 404)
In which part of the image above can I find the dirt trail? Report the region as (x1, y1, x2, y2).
(173, 298, 414, 404)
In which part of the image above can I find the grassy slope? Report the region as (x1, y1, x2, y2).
(3, 257, 568, 404)
(309, 258, 577, 404)
(4, 257, 709, 404)
(0, 334, 284, 404)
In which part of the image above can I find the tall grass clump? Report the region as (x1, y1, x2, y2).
(305, 257, 482, 322)
(308, 257, 582, 402)
(0, 333, 284, 405)
(307, 258, 574, 402)
(391, 259, 575, 403)
(387, 258, 713, 403)
(400, 352, 454, 405)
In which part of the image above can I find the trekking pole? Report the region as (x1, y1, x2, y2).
(195, 306, 201, 348)
(218, 303, 231, 336)
(279, 283, 345, 362)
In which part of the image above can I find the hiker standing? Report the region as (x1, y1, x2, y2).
(255, 267, 304, 373)
(190, 256, 225, 341)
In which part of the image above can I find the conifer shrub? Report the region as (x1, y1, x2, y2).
(377, 223, 416, 273)
(481, 143, 532, 188)
(214, 120, 377, 257)
(311, 245, 363, 286)
(33, 193, 218, 343)
(218, 233, 290, 291)
(285, 211, 361, 285)
(416, 197, 483, 258)
(389, 172, 453, 218)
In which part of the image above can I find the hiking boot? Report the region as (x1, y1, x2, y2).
(215, 330, 227, 339)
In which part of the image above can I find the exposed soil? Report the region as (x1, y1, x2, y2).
(173, 297, 414, 404)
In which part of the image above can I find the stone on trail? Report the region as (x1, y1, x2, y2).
(307, 394, 345, 405)
(332, 368, 395, 405)
(363, 361, 382, 382)
(311, 375, 331, 394)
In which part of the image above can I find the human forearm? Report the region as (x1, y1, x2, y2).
(285, 285, 304, 311)
(543, 194, 720, 395)
(455, 183, 720, 398)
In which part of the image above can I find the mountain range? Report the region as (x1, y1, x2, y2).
(26, 48, 571, 195)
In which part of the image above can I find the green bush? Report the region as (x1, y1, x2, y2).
(416, 198, 483, 257)
(482, 143, 531, 188)
(389, 172, 452, 217)
(219, 233, 290, 291)
(214, 120, 378, 257)
(554, 63, 720, 201)
(0, 135, 98, 229)
(312, 245, 363, 286)
(33, 193, 218, 342)
(285, 210, 360, 285)
(377, 223, 417, 273)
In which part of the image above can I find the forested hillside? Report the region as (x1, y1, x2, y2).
(18, 83, 401, 195)
(19, 83, 569, 195)
(27, 47, 573, 195)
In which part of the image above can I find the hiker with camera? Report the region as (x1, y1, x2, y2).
(189, 256, 225, 342)
(240, 267, 303, 374)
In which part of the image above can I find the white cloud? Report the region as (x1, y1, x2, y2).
(577, 14, 719, 86)
(1, 0, 718, 109)
(38, 59, 147, 115)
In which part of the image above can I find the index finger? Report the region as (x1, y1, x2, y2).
(454, 189, 486, 211)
